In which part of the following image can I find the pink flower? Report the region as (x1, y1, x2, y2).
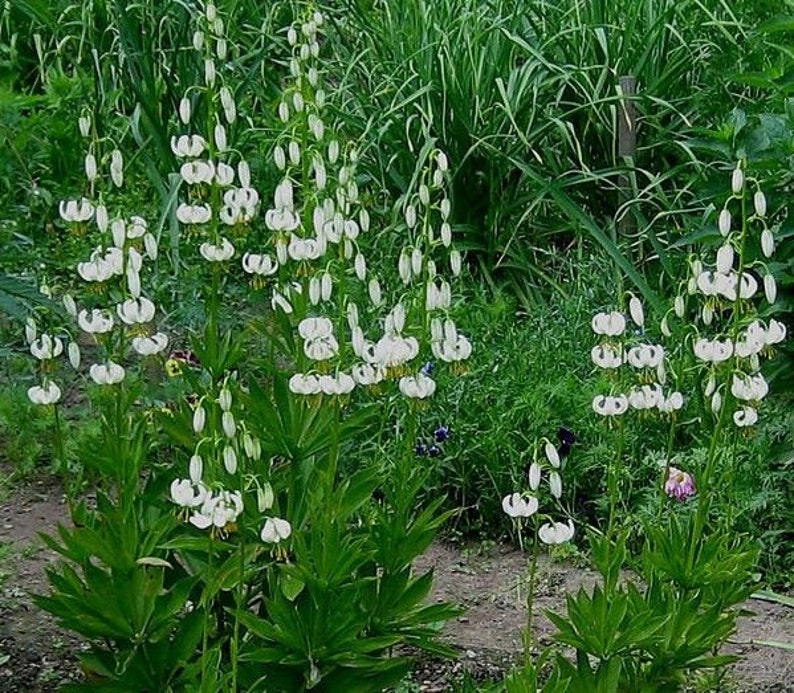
(664, 467, 696, 502)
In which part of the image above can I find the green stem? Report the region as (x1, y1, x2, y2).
(524, 527, 539, 672)
(657, 415, 677, 520)
(52, 403, 66, 474)
(201, 533, 214, 685)
(606, 419, 625, 542)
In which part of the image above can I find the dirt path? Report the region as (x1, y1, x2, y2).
(0, 476, 791, 691)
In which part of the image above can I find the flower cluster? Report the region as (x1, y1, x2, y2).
(590, 296, 684, 419)
(173, 3, 258, 263)
(415, 424, 451, 457)
(679, 163, 785, 428)
(502, 437, 575, 546)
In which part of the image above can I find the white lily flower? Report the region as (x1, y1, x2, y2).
(117, 297, 156, 325)
(502, 493, 538, 518)
(288, 372, 321, 395)
(132, 333, 168, 356)
(176, 203, 212, 225)
(733, 406, 758, 428)
(318, 372, 356, 396)
(658, 391, 684, 414)
(170, 478, 207, 508)
(180, 160, 215, 185)
(592, 394, 629, 416)
(591, 311, 626, 337)
(59, 198, 94, 223)
(242, 252, 278, 276)
(199, 237, 235, 262)
(591, 344, 622, 369)
(399, 373, 436, 399)
(89, 361, 125, 385)
(626, 344, 664, 369)
(190, 489, 243, 530)
(766, 319, 786, 346)
(170, 134, 207, 158)
(78, 308, 114, 334)
(261, 517, 292, 543)
(731, 373, 769, 402)
(538, 519, 575, 545)
(215, 162, 235, 186)
(30, 334, 63, 360)
(352, 363, 385, 386)
(693, 337, 733, 363)
(28, 382, 62, 405)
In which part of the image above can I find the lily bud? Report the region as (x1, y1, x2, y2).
(718, 209, 731, 237)
(761, 228, 774, 258)
(193, 405, 206, 433)
(731, 165, 743, 194)
(84, 153, 97, 182)
(754, 190, 767, 218)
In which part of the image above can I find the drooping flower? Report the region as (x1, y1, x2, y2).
(132, 333, 169, 356)
(189, 489, 243, 530)
(27, 381, 62, 405)
(30, 334, 64, 361)
(538, 519, 575, 545)
(260, 517, 292, 543)
(502, 493, 538, 518)
(664, 467, 696, 501)
(591, 311, 626, 337)
(592, 394, 629, 417)
(398, 373, 436, 399)
(89, 361, 126, 385)
(170, 478, 207, 508)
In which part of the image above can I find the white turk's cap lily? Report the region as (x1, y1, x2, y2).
(733, 406, 758, 428)
(59, 198, 94, 223)
(199, 237, 235, 262)
(30, 334, 63, 360)
(90, 361, 125, 385)
(502, 493, 538, 518)
(117, 296, 156, 325)
(132, 333, 169, 356)
(289, 373, 321, 395)
(628, 295, 644, 327)
(592, 394, 629, 416)
(373, 335, 419, 368)
(190, 489, 243, 530)
(627, 383, 663, 410)
(78, 308, 114, 334)
(126, 215, 147, 238)
(352, 363, 385, 386)
(215, 162, 235, 186)
(180, 160, 215, 185)
(693, 337, 733, 363)
(261, 517, 292, 543)
(591, 344, 622, 369)
(77, 247, 123, 282)
(170, 134, 207, 158)
(591, 311, 626, 337)
(28, 381, 61, 405)
(658, 391, 684, 414)
(242, 252, 278, 276)
(318, 372, 355, 396)
(626, 344, 664, 369)
(399, 373, 436, 399)
(432, 334, 472, 363)
(731, 373, 769, 402)
(170, 478, 207, 508)
(766, 318, 786, 346)
(538, 519, 575, 545)
(177, 203, 212, 225)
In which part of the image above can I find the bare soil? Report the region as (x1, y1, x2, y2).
(0, 474, 791, 692)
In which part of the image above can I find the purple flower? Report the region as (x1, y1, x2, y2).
(664, 467, 696, 502)
(557, 427, 576, 458)
(414, 442, 428, 456)
(428, 445, 441, 458)
(420, 361, 435, 376)
(434, 425, 451, 443)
